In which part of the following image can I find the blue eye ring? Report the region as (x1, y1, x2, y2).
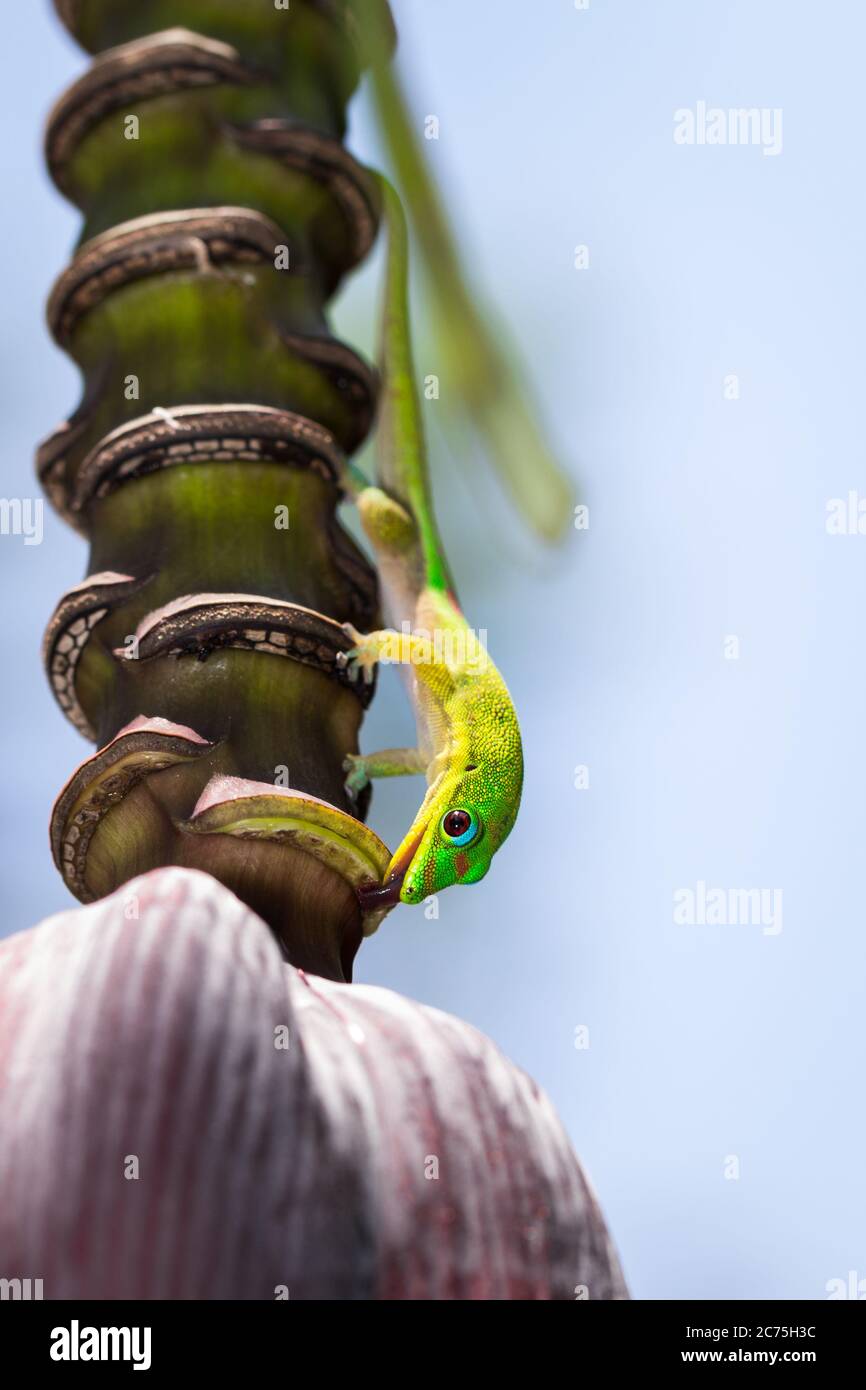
(441, 808, 479, 847)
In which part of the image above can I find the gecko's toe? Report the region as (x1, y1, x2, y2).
(337, 642, 376, 685)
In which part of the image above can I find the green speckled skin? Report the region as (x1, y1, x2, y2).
(345, 182, 524, 903)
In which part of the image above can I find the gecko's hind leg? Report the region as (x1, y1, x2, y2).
(337, 463, 417, 555)
(343, 747, 427, 800)
(358, 487, 416, 553)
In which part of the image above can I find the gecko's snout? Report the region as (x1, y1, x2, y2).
(357, 824, 426, 911)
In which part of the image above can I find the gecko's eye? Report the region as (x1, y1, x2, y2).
(441, 809, 478, 847)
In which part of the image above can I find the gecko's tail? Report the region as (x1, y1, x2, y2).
(374, 174, 457, 599)
(364, 5, 575, 544)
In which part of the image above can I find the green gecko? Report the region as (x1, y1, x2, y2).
(338, 178, 523, 909)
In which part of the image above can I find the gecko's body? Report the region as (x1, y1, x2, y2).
(340, 180, 523, 908)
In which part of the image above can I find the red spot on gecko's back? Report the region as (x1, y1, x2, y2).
(455, 852, 469, 879)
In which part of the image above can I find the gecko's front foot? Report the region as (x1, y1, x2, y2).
(337, 624, 381, 685)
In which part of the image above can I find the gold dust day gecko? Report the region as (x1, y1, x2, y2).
(339, 178, 523, 909)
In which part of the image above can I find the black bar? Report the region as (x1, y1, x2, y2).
(0, 1298, 861, 1375)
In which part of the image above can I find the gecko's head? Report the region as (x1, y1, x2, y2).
(360, 758, 523, 910)
(398, 800, 492, 903)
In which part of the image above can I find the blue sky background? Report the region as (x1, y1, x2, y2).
(1, 1, 864, 1300)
